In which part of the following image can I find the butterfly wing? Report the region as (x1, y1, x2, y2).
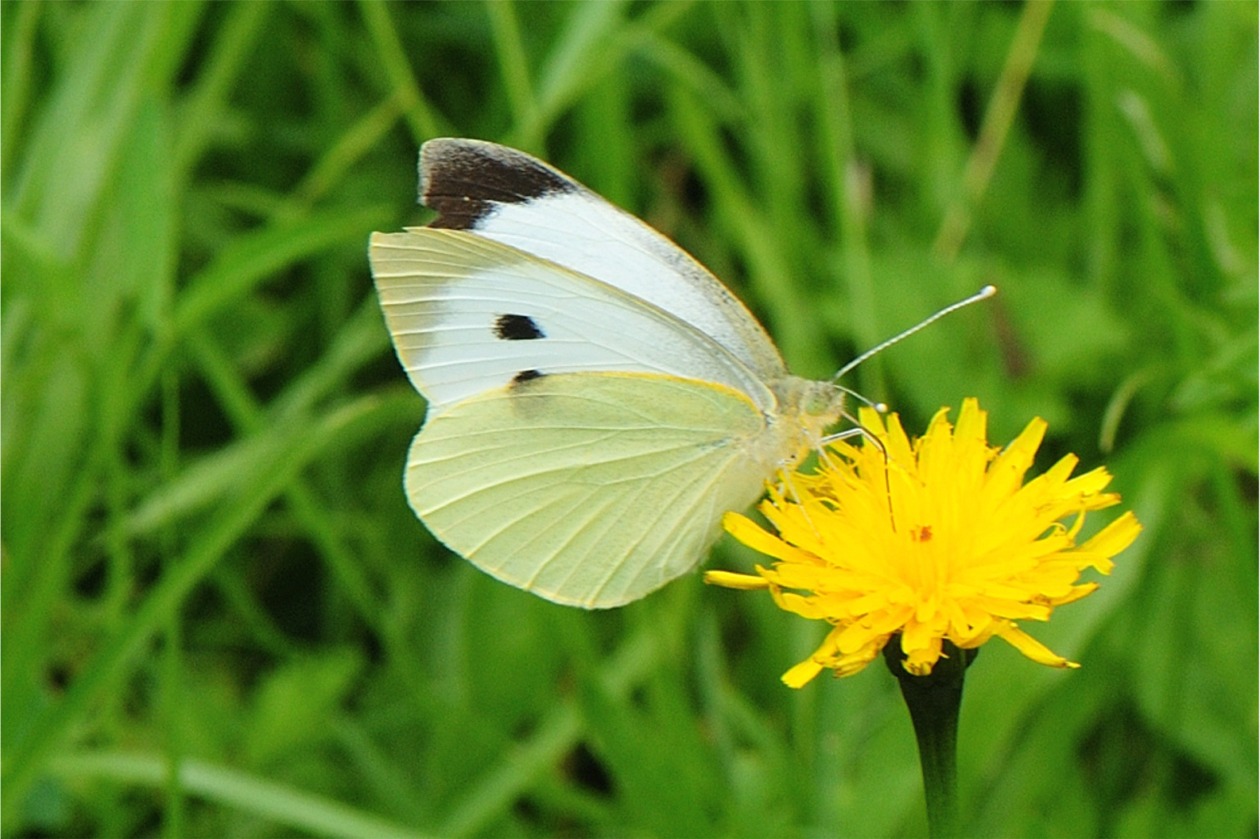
(416, 138, 788, 381)
(369, 228, 776, 414)
(406, 371, 785, 608)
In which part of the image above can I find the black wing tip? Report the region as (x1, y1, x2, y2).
(419, 138, 577, 230)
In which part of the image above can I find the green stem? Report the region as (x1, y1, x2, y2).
(883, 640, 977, 839)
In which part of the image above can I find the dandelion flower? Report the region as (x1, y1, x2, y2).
(707, 398, 1142, 687)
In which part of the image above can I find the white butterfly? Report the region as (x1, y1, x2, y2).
(369, 138, 845, 608)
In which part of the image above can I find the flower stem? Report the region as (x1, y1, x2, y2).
(883, 641, 977, 839)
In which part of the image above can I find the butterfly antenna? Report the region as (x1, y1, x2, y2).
(827, 283, 995, 524)
(789, 287, 995, 534)
(832, 285, 997, 384)
(836, 383, 887, 414)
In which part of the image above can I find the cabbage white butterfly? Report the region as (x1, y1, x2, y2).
(370, 138, 848, 608)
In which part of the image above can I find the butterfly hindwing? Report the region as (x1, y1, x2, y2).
(406, 371, 779, 607)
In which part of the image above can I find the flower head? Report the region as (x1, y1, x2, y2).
(706, 398, 1141, 687)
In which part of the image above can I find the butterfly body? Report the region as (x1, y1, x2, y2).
(370, 139, 843, 608)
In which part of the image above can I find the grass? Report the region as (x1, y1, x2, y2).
(2, 1, 1256, 837)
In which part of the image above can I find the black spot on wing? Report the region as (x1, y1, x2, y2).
(508, 369, 548, 419)
(494, 313, 545, 341)
(421, 140, 577, 230)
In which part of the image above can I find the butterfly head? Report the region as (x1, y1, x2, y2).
(800, 379, 847, 420)
(774, 377, 846, 456)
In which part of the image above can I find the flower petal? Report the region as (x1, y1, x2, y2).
(723, 512, 817, 565)
(703, 570, 770, 590)
(994, 622, 1079, 669)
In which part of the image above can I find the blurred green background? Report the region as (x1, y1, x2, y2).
(3, 2, 1256, 837)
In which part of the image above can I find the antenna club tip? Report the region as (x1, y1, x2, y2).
(979, 284, 997, 297)
(873, 402, 888, 413)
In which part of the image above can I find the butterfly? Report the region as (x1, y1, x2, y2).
(369, 138, 845, 608)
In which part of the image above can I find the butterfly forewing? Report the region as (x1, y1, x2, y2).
(418, 138, 788, 381)
(369, 229, 776, 414)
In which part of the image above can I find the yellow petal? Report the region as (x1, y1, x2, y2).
(703, 570, 770, 590)
(1079, 511, 1143, 557)
(723, 512, 817, 564)
(782, 658, 825, 688)
(995, 622, 1079, 669)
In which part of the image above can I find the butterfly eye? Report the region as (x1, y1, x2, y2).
(494, 313, 546, 340)
(800, 382, 845, 418)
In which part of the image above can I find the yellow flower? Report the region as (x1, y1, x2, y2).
(706, 398, 1142, 688)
